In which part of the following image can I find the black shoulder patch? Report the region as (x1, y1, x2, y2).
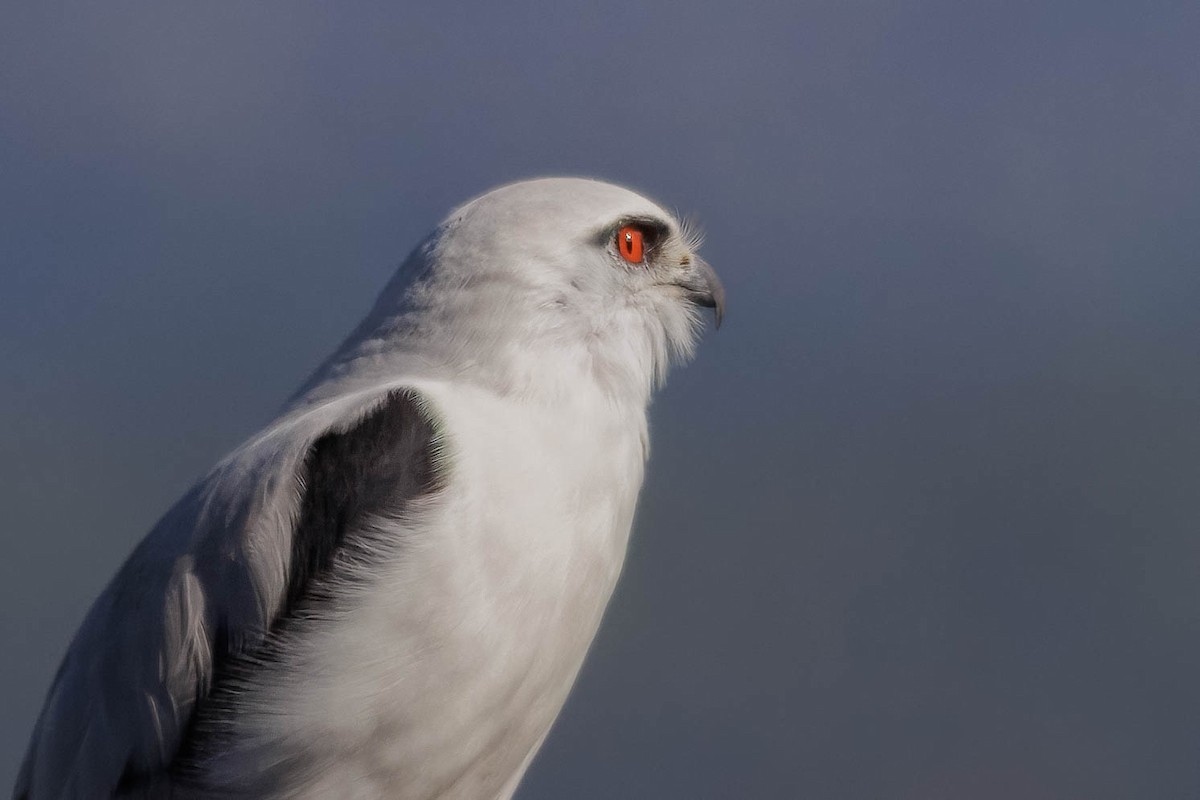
(168, 388, 444, 783)
(284, 388, 442, 613)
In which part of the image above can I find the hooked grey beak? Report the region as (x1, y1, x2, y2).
(677, 256, 726, 329)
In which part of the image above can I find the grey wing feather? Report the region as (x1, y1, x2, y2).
(14, 388, 443, 800)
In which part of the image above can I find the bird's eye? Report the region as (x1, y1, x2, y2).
(617, 225, 645, 264)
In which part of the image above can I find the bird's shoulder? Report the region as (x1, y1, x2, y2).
(14, 384, 447, 800)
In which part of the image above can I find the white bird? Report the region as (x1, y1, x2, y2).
(14, 177, 724, 800)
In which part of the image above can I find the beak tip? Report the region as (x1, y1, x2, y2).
(696, 256, 725, 332)
(673, 255, 725, 332)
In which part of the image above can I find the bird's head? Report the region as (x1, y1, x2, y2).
(307, 178, 724, 406)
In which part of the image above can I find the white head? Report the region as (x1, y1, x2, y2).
(298, 177, 724, 407)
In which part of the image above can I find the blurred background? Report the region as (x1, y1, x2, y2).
(3, 2, 1199, 797)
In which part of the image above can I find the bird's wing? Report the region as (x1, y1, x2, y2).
(14, 387, 445, 800)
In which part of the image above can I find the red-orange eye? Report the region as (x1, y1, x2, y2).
(617, 225, 644, 263)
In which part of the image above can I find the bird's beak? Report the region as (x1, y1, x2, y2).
(676, 256, 726, 329)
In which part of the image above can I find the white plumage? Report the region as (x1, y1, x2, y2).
(15, 177, 724, 799)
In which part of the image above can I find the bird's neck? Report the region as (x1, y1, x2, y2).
(290, 318, 657, 428)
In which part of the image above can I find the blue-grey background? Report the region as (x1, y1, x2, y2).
(3, 2, 1199, 797)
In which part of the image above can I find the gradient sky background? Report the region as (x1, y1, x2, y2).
(3, 2, 1200, 797)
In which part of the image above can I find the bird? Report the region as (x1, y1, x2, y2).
(13, 177, 725, 800)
